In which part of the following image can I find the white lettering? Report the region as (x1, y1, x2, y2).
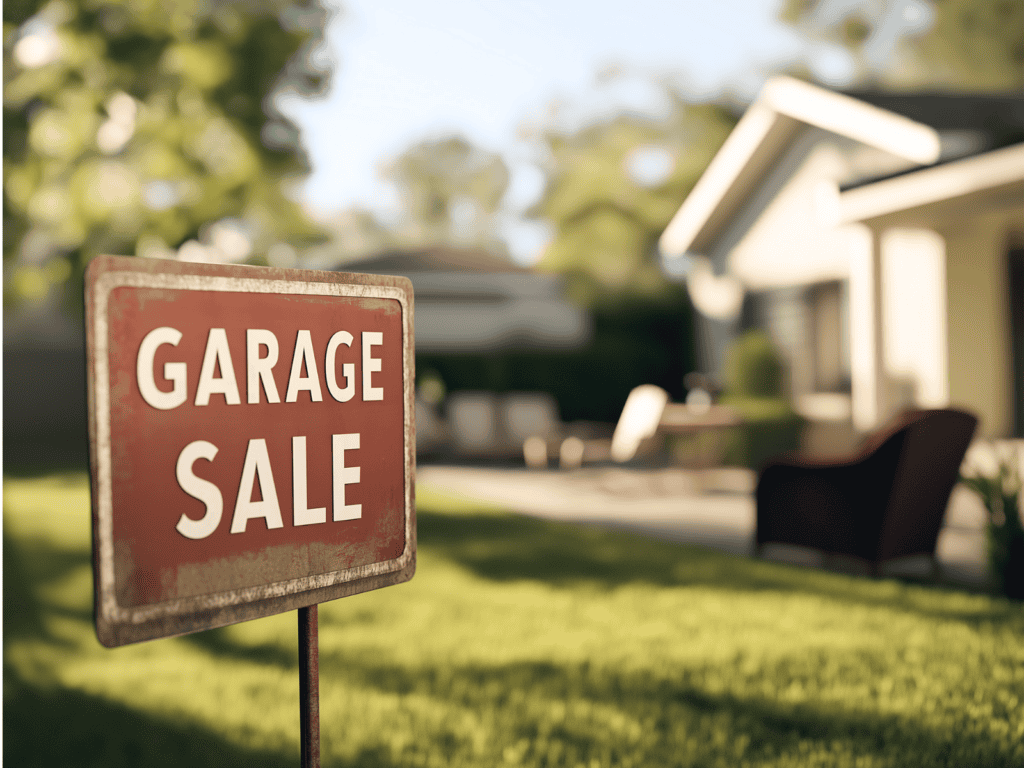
(285, 330, 323, 403)
(292, 436, 326, 526)
(175, 440, 223, 539)
(247, 329, 281, 404)
(332, 433, 361, 521)
(137, 327, 187, 410)
(325, 331, 355, 403)
(230, 438, 284, 533)
(361, 331, 383, 401)
(195, 328, 241, 406)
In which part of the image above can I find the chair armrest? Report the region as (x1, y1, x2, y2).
(760, 450, 866, 472)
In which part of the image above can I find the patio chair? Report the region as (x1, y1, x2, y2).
(536, 385, 669, 470)
(754, 407, 978, 575)
(551, 384, 742, 470)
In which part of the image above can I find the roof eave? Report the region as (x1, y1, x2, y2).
(659, 76, 942, 259)
(659, 102, 788, 258)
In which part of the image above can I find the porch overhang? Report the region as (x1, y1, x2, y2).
(838, 142, 1024, 228)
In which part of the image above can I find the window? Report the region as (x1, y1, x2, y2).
(808, 280, 850, 393)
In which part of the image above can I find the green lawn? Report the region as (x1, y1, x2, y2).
(4, 472, 1023, 767)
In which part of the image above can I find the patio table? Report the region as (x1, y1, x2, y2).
(657, 404, 743, 469)
(658, 403, 743, 433)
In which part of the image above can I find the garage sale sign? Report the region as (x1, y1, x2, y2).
(85, 256, 415, 647)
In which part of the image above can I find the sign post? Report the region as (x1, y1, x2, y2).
(85, 255, 415, 765)
(299, 605, 319, 768)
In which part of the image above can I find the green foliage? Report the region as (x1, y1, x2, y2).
(918, 0, 1024, 89)
(720, 330, 804, 469)
(723, 329, 786, 398)
(960, 446, 1024, 598)
(3, 0, 331, 310)
(381, 134, 511, 255)
(718, 398, 806, 470)
(530, 88, 736, 304)
(780, 0, 1024, 89)
(5, 472, 1024, 767)
(312, 134, 513, 264)
(393, 88, 731, 420)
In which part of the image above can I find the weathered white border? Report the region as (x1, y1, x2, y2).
(92, 270, 414, 626)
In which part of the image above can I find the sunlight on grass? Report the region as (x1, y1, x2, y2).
(4, 472, 92, 547)
(5, 472, 1024, 767)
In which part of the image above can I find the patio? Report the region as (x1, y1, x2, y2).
(417, 464, 991, 588)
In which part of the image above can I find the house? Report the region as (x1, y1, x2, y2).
(659, 76, 1024, 451)
(334, 246, 592, 353)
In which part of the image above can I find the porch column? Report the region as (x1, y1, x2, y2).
(879, 227, 950, 410)
(846, 224, 886, 432)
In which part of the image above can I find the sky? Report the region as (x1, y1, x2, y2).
(278, 0, 854, 262)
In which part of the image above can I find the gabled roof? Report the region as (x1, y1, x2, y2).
(842, 90, 1024, 147)
(838, 90, 1024, 189)
(658, 76, 943, 258)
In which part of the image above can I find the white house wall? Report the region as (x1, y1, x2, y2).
(848, 223, 883, 431)
(854, 202, 1021, 439)
(725, 130, 909, 291)
(942, 209, 1017, 438)
(880, 228, 949, 411)
(713, 130, 919, 430)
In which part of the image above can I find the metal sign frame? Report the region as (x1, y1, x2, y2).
(86, 255, 416, 647)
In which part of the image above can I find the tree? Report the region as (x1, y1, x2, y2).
(3, 0, 332, 310)
(491, 83, 738, 417)
(529, 86, 736, 306)
(380, 134, 511, 256)
(306, 205, 393, 266)
(781, 0, 1024, 90)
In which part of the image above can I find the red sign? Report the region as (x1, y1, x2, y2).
(85, 256, 415, 646)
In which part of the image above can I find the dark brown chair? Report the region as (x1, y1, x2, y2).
(755, 408, 978, 575)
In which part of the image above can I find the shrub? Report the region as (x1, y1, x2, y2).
(959, 443, 1024, 598)
(719, 330, 804, 469)
(722, 329, 785, 397)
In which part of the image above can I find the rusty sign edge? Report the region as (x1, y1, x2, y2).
(85, 256, 416, 647)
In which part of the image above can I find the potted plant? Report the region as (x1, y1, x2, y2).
(959, 442, 1024, 599)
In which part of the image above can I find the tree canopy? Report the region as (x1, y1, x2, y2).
(528, 87, 736, 306)
(781, 0, 1024, 89)
(3, 0, 332, 309)
(382, 134, 511, 255)
(311, 133, 513, 265)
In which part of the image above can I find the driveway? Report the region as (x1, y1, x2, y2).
(416, 465, 991, 588)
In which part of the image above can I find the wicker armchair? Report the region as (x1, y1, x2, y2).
(755, 408, 978, 574)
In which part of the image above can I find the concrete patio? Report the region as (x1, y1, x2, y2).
(416, 464, 992, 589)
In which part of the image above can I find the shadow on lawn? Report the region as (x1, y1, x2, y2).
(3, 665, 429, 768)
(417, 510, 1024, 627)
(1, 537, 400, 768)
(183, 626, 297, 669)
(3, 525, 94, 645)
(3, 523, 298, 768)
(2, 434, 90, 479)
(4, 528, 49, 643)
(322, 655, 1023, 767)
(3, 667, 296, 768)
